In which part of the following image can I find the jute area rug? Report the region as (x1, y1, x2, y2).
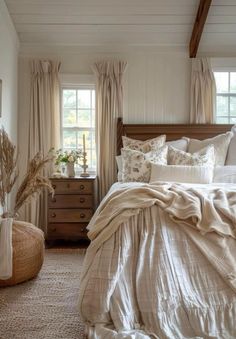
(0, 249, 87, 339)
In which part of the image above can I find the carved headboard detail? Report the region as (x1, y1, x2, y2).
(117, 117, 233, 155)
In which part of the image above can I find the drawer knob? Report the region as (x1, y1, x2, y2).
(52, 184, 56, 189)
(52, 197, 56, 203)
(51, 213, 56, 218)
(80, 213, 85, 219)
(80, 184, 85, 190)
(80, 197, 85, 203)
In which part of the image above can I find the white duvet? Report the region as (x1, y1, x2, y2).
(78, 182, 236, 339)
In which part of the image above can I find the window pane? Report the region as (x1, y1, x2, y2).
(77, 130, 91, 151)
(91, 149, 96, 168)
(63, 130, 77, 149)
(230, 97, 236, 116)
(86, 150, 92, 169)
(92, 132, 96, 148)
(230, 73, 236, 93)
(216, 95, 228, 116)
(78, 109, 91, 128)
(63, 90, 76, 108)
(61, 87, 96, 170)
(230, 117, 236, 123)
(92, 90, 95, 109)
(216, 117, 229, 124)
(85, 149, 96, 169)
(77, 90, 90, 108)
(214, 72, 229, 93)
(63, 108, 76, 127)
(91, 109, 95, 127)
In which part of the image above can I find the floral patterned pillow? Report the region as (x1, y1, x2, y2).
(122, 135, 166, 153)
(121, 145, 168, 183)
(168, 145, 215, 167)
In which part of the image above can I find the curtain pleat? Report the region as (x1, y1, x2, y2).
(92, 60, 127, 200)
(26, 60, 61, 232)
(190, 58, 216, 124)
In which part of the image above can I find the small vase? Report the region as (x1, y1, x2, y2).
(66, 162, 75, 177)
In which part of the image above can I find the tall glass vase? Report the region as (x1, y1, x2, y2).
(66, 162, 75, 177)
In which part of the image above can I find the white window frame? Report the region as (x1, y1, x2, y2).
(60, 74, 96, 174)
(212, 59, 236, 124)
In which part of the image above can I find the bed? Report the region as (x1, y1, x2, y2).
(78, 119, 236, 339)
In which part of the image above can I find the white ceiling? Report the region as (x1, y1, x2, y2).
(4, 0, 236, 54)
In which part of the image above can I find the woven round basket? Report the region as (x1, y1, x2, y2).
(0, 221, 45, 287)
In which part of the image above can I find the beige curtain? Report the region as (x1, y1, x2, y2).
(92, 60, 127, 200)
(190, 58, 216, 124)
(26, 60, 61, 232)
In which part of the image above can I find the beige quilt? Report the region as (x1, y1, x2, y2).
(78, 182, 236, 338)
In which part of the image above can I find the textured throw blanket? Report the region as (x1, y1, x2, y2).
(89, 182, 236, 240)
(79, 183, 236, 338)
(0, 217, 13, 280)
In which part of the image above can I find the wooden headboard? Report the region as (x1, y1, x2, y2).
(117, 118, 233, 155)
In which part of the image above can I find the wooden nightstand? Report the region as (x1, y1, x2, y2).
(47, 176, 97, 241)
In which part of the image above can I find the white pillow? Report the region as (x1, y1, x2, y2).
(121, 146, 168, 183)
(168, 145, 215, 167)
(184, 131, 233, 166)
(166, 139, 188, 152)
(150, 164, 214, 184)
(122, 135, 166, 153)
(226, 125, 236, 165)
(213, 166, 236, 183)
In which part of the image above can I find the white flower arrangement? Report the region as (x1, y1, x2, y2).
(54, 149, 82, 165)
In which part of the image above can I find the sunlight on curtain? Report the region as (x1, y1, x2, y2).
(26, 60, 61, 232)
(92, 60, 127, 200)
(190, 58, 216, 124)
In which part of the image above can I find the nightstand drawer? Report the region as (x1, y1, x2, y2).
(48, 223, 88, 239)
(48, 208, 93, 223)
(51, 180, 93, 194)
(48, 194, 93, 208)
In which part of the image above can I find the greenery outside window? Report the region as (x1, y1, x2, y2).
(214, 71, 236, 124)
(61, 85, 96, 172)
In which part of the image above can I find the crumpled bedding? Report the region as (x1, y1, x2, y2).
(78, 182, 236, 339)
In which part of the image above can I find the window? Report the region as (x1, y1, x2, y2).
(61, 85, 96, 172)
(214, 71, 236, 124)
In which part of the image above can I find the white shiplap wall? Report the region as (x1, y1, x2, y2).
(123, 52, 190, 123)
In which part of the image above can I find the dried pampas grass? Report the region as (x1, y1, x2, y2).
(14, 152, 54, 215)
(0, 127, 54, 217)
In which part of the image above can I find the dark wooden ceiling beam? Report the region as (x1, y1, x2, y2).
(189, 0, 212, 58)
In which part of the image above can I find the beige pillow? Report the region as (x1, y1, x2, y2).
(168, 145, 215, 167)
(184, 132, 233, 166)
(122, 135, 166, 153)
(121, 145, 168, 183)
